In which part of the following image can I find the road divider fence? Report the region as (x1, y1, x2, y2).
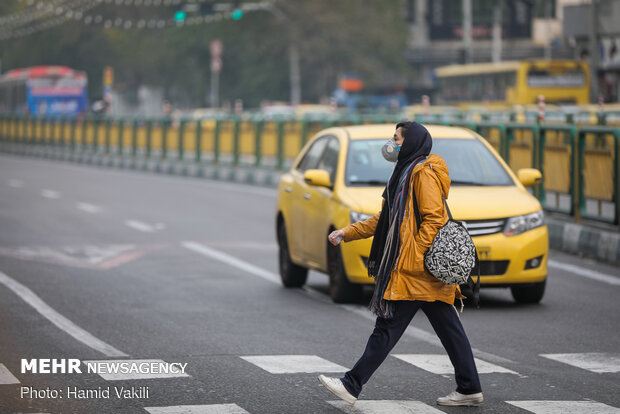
(0, 114, 618, 226)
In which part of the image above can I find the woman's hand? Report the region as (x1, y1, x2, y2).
(328, 229, 345, 246)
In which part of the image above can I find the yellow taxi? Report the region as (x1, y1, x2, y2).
(275, 124, 548, 304)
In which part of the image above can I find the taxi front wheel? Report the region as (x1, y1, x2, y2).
(277, 222, 308, 287)
(511, 280, 546, 304)
(327, 242, 362, 303)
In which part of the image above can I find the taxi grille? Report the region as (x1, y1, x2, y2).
(473, 260, 510, 276)
(461, 218, 506, 237)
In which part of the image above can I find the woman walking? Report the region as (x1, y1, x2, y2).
(318, 121, 483, 407)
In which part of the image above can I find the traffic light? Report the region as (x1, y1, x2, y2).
(174, 10, 187, 22)
(231, 8, 243, 20)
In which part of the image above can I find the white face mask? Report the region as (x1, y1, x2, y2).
(381, 138, 400, 162)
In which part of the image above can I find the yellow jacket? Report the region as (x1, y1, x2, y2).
(343, 154, 461, 305)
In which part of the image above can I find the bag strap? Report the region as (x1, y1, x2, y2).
(411, 173, 479, 309)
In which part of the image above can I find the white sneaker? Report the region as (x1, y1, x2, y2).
(318, 375, 357, 405)
(437, 391, 484, 406)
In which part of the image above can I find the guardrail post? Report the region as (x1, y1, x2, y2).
(536, 125, 545, 203)
(614, 129, 620, 225)
(145, 119, 152, 159)
(194, 120, 202, 163)
(92, 116, 99, 154)
(131, 118, 138, 158)
(70, 117, 76, 152)
(277, 120, 285, 170)
(161, 118, 168, 161)
(178, 119, 185, 161)
(117, 118, 124, 158)
(255, 120, 264, 167)
(300, 119, 309, 148)
(105, 117, 111, 155)
(80, 116, 88, 153)
(42, 116, 49, 147)
(576, 130, 586, 222)
(233, 118, 241, 166)
(213, 119, 221, 165)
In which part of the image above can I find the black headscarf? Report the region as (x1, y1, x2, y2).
(367, 122, 433, 318)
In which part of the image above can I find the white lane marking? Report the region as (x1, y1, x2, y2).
(0, 155, 277, 198)
(182, 242, 514, 366)
(7, 179, 24, 188)
(393, 354, 519, 375)
(76, 202, 102, 213)
(0, 363, 20, 384)
(125, 220, 164, 233)
(82, 359, 189, 381)
(548, 259, 620, 286)
(540, 353, 620, 374)
(41, 189, 61, 199)
(0, 270, 127, 357)
(182, 241, 280, 284)
(328, 400, 445, 413)
(240, 355, 347, 374)
(201, 241, 278, 252)
(145, 404, 250, 414)
(506, 400, 620, 413)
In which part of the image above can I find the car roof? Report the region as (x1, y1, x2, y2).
(341, 124, 477, 140)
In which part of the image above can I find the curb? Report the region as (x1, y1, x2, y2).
(547, 217, 620, 265)
(0, 143, 283, 190)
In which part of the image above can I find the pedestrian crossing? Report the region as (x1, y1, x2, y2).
(540, 353, 620, 374)
(240, 355, 347, 374)
(393, 353, 519, 375)
(1, 353, 619, 413)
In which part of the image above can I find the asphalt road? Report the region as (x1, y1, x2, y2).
(0, 154, 619, 414)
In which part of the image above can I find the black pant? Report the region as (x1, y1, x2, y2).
(341, 300, 482, 398)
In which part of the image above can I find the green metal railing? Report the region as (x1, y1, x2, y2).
(0, 114, 617, 226)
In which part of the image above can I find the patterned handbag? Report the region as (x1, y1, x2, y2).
(411, 186, 480, 308)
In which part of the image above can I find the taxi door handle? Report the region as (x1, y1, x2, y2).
(284, 186, 292, 193)
(304, 193, 311, 200)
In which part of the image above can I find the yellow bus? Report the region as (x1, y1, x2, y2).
(435, 60, 590, 107)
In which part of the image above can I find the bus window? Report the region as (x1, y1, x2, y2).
(527, 68, 586, 87)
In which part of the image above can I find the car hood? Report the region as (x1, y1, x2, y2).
(337, 186, 384, 213)
(338, 184, 541, 220)
(446, 186, 542, 220)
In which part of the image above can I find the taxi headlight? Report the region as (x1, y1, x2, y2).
(504, 210, 544, 237)
(350, 211, 372, 224)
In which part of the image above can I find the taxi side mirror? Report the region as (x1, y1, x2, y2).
(304, 169, 332, 188)
(517, 168, 542, 187)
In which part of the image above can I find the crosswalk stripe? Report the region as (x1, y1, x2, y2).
(144, 404, 250, 414)
(41, 189, 60, 199)
(506, 400, 620, 413)
(240, 355, 347, 374)
(540, 353, 620, 374)
(393, 354, 519, 375)
(327, 400, 444, 413)
(82, 359, 189, 381)
(0, 363, 20, 384)
(76, 202, 102, 213)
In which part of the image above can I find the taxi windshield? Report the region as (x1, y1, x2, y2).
(433, 138, 514, 186)
(345, 139, 393, 186)
(345, 138, 514, 187)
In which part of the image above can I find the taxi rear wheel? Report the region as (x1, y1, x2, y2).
(327, 242, 362, 303)
(277, 222, 308, 287)
(511, 280, 546, 303)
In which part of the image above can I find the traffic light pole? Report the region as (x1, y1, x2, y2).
(266, 4, 301, 106)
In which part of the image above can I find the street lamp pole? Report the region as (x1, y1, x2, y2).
(265, 3, 301, 106)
